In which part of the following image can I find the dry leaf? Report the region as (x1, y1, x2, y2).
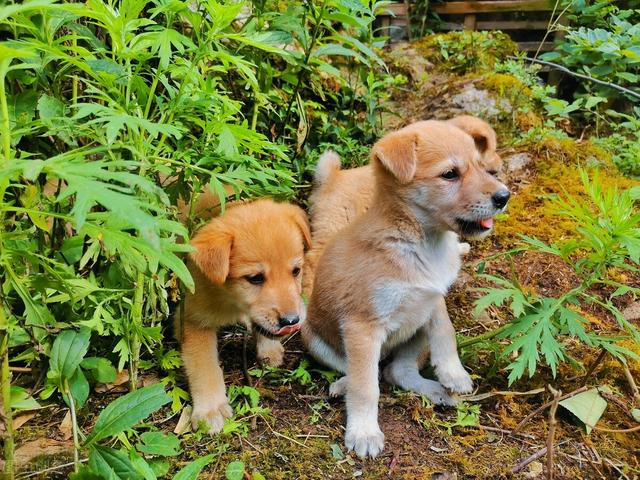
(14, 438, 73, 468)
(59, 410, 72, 440)
(141, 373, 160, 387)
(13, 411, 37, 430)
(174, 405, 193, 435)
(95, 369, 129, 393)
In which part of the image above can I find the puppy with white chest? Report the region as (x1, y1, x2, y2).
(176, 199, 311, 434)
(302, 119, 509, 458)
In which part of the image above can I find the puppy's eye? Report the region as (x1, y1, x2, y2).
(487, 170, 498, 177)
(292, 266, 301, 277)
(441, 169, 459, 180)
(245, 273, 265, 285)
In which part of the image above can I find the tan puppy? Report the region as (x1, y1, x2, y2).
(177, 199, 311, 433)
(302, 119, 509, 458)
(302, 115, 501, 295)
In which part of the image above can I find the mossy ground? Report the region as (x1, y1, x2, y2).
(15, 33, 640, 479)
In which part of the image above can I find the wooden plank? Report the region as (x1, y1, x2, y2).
(432, 1, 554, 14)
(383, 3, 408, 15)
(476, 20, 550, 30)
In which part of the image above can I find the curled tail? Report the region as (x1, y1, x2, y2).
(314, 150, 342, 185)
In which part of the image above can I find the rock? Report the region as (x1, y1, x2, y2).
(622, 301, 640, 322)
(525, 460, 544, 478)
(450, 85, 511, 117)
(432, 473, 458, 480)
(506, 153, 533, 172)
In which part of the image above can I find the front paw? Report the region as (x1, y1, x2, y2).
(191, 400, 233, 434)
(257, 341, 284, 367)
(436, 364, 473, 395)
(345, 424, 385, 459)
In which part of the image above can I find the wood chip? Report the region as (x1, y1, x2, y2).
(174, 405, 193, 435)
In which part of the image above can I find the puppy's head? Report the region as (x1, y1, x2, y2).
(189, 199, 311, 337)
(371, 117, 509, 239)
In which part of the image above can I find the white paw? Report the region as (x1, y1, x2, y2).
(415, 379, 458, 406)
(257, 342, 284, 367)
(436, 363, 474, 395)
(458, 242, 471, 255)
(329, 376, 347, 397)
(345, 424, 385, 459)
(191, 400, 233, 434)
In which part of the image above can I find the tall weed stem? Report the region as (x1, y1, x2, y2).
(129, 272, 145, 391)
(0, 306, 14, 480)
(0, 59, 14, 480)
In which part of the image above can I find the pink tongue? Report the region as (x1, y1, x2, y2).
(275, 323, 302, 336)
(479, 218, 494, 229)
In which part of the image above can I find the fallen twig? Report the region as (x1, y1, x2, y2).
(580, 348, 607, 385)
(464, 387, 545, 402)
(589, 424, 640, 434)
(512, 386, 588, 433)
(510, 56, 640, 101)
(8, 366, 32, 373)
(546, 386, 562, 480)
(242, 331, 253, 388)
(620, 360, 640, 405)
(478, 424, 536, 440)
(599, 391, 637, 422)
(18, 459, 88, 479)
(512, 447, 547, 474)
(262, 416, 310, 449)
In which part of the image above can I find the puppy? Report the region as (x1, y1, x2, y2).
(177, 199, 311, 433)
(302, 115, 501, 295)
(302, 119, 509, 458)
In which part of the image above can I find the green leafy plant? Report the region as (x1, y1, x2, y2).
(543, 7, 640, 103)
(1, 0, 392, 476)
(474, 170, 640, 384)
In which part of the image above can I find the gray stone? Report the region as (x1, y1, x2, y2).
(450, 85, 511, 118)
(622, 301, 640, 322)
(506, 153, 533, 172)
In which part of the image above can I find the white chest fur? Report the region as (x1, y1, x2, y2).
(372, 231, 462, 354)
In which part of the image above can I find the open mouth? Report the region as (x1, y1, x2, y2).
(254, 323, 301, 339)
(455, 217, 494, 237)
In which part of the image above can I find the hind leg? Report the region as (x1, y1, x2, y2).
(383, 327, 457, 406)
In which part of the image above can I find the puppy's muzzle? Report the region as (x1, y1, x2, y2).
(278, 314, 300, 329)
(491, 188, 510, 209)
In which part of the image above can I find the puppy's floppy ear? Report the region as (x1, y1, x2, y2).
(288, 205, 312, 251)
(189, 220, 233, 285)
(371, 129, 418, 184)
(447, 115, 497, 155)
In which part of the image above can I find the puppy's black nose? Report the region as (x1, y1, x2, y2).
(491, 189, 510, 209)
(278, 315, 300, 328)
